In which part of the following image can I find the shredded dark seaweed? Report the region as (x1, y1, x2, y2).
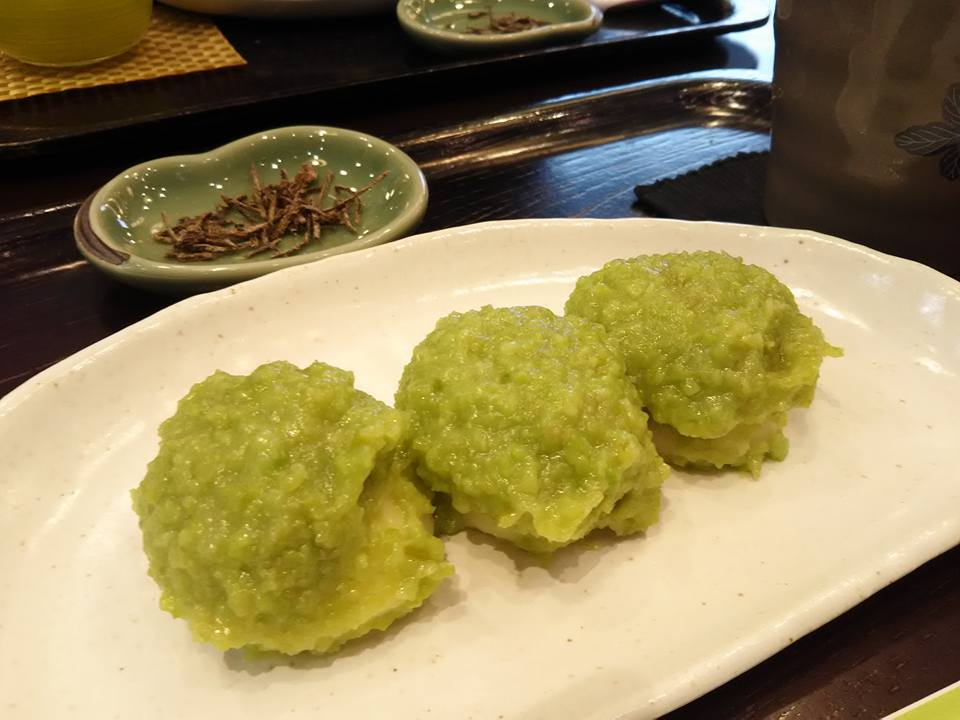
(154, 164, 388, 262)
(459, 6, 551, 34)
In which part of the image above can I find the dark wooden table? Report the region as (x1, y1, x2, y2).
(1, 7, 957, 720)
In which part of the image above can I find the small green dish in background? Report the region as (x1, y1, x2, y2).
(75, 126, 428, 294)
(397, 0, 603, 56)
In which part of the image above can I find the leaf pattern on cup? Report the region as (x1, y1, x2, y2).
(940, 145, 960, 181)
(894, 82, 960, 180)
(943, 83, 960, 126)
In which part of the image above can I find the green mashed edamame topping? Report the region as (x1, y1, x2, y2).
(396, 305, 669, 553)
(132, 361, 452, 655)
(565, 251, 842, 475)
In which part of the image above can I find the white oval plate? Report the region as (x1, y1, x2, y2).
(160, 0, 393, 18)
(1, 219, 958, 720)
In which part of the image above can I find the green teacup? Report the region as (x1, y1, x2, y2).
(0, 0, 152, 67)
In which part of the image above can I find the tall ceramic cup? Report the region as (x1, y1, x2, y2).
(764, 0, 960, 272)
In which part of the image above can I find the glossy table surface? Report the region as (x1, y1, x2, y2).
(1, 7, 958, 719)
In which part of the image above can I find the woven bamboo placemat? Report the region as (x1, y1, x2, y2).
(0, 6, 246, 103)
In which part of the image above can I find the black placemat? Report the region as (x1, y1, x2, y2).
(633, 151, 768, 225)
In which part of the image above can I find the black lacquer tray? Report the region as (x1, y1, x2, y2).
(0, 0, 767, 158)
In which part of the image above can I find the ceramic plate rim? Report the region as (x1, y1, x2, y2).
(34, 218, 960, 408)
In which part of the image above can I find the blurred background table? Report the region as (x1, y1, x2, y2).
(1, 3, 957, 718)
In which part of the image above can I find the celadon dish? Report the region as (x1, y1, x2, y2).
(75, 126, 427, 293)
(2, 219, 958, 719)
(397, 0, 603, 55)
